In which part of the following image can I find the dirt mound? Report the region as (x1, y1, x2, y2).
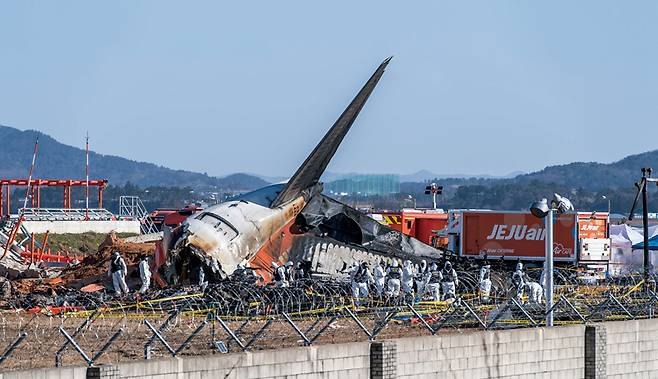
(60, 232, 155, 285)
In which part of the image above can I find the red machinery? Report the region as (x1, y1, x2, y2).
(369, 209, 449, 247)
(149, 205, 203, 231)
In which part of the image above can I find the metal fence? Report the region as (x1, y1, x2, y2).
(1, 277, 658, 371)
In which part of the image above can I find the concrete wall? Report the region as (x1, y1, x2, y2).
(396, 325, 585, 378)
(606, 318, 658, 378)
(22, 220, 140, 234)
(7, 318, 658, 378)
(0, 366, 87, 379)
(118, 341, 371, 379)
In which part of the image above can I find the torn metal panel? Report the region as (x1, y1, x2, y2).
(288, 194, 442, 274)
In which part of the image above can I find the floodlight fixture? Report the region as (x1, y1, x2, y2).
(552, 193, 574, 214)
(530, 198, 549, 219)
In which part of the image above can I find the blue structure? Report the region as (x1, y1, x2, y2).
(632, 235, 658, 250)
(324, 174, 400, 196)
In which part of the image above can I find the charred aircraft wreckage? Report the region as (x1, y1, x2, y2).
(162, 57, 442, 284)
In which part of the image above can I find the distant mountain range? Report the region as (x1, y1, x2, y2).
(2, 124, 656, 206)
(0, 125, 268, 190)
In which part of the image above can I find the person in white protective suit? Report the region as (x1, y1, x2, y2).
(440, 261, 458, 301)
(108, 251, 128, 295)
(373, 260, 386, 298)
(272, 262, 289, 287)
(512, 262, 525, 301)
(415, 260, 428, 299)
(284, 261, 295, 284)
(350, 261, 373, 306)
(479, 262, 492, 302)
(386, 260, 402, 297)
(525, 281, 544, 304)
(401, 260, 415, 298)
(426, 263, 442, 301)
(138, 255, 151, 294)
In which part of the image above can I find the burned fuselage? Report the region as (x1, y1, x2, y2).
(164, 190, 305, 283)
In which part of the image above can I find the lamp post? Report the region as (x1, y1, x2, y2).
(530, 193, 574, 327)
(530, 198, 553, 326)
(424, 183, 443, 210)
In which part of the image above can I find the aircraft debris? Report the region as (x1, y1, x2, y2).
(161, 57, 444, 284)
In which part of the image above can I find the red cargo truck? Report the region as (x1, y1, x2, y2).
(445, 210, 609, 265)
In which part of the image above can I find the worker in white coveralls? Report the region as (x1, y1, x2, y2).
(138, 255, 151, 294)
(426, 263, 442, 301)
(386, 260, 402, 297)
(479, 262, 492, 302)
(272, 262, 289, 287)
(350, 261, 373, 306)
(401, 260, 415, 299)
(440, 261, 458, 300)
(525, 281, 543, 304)
(415, 260, 428, 299)
(512, 262, 525, 302)
(373, 260, 386, 298)
(108, 251, 128, 295)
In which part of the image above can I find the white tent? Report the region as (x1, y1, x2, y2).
(609, 224, 647, 276)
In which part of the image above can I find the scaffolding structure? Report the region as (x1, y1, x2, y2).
(0, 179, 108, 217)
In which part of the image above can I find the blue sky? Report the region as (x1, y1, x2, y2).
(1, 1, 657, 178)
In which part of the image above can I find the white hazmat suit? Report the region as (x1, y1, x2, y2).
(479, 264, 492, 302)
(526, 281, 543, 304)
(138, 257, 151, 294)
(401, 260, 415, 296)
(373, 263, 386, 297)
(441, 262, 458, 300)
(415, 260, 428, 299)
(350, 263, 373, 306)
(386, 261, 402, 297)
(108, 252, 128, 295)
(426, 263, 442, 301)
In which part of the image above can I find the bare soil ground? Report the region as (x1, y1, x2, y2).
(0, 312, 457, 371)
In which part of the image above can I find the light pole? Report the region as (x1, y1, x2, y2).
(424, 183, 443, 210)
(530, 193, 574, 327)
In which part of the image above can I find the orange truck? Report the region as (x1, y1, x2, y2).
(369, 209, 449, 247)
(443, 210, 610, 267)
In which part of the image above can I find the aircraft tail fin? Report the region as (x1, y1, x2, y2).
(271, 57, 391, 208)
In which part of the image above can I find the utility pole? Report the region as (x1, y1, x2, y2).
(642, 168, 651, 280)
(628, 167, 656, 282)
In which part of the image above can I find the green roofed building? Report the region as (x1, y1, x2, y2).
(324, 174, 400, 195)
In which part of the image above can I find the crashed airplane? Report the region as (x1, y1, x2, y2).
(162, 57, 442, 283)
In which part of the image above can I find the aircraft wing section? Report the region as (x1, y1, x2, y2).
(271, 57, 392, 208)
